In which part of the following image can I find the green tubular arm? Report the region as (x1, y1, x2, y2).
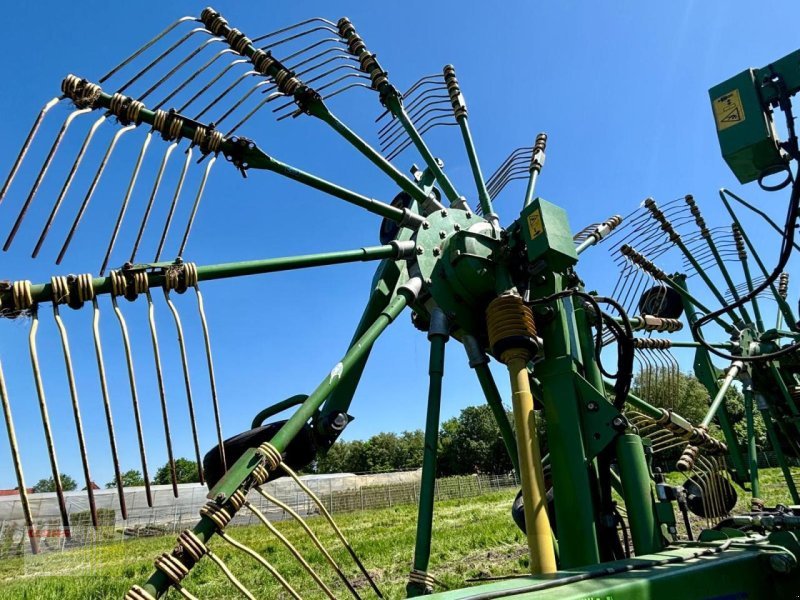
(140, 278, 420, 598)
(719, 189, 797, 325)
(455, 114, 493, 217)
(0, 242, 414, 306)
(314, 258, 407, 440)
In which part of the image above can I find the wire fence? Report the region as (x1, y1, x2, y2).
(0, 471, 519, 559)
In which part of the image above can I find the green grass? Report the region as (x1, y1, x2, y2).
(0, 489, 526, 599)
(0, 467, 796, 599)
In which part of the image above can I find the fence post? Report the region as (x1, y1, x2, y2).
(477, 475, 482, 495)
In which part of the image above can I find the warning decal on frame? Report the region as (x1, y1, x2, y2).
(527, 209, 544, 239)
(713, 89, 745, 131)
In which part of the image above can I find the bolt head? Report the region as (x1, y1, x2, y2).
(439, 231, 447, 239)
(466, 212, 472, 219)
(587, 401, 599, 412)
(422, 221, 430, 230)
(416, 246, 424, 255)
(432, 247, 441, 256)
(454, 224, 461, 232)
(440, 209, 448, 217)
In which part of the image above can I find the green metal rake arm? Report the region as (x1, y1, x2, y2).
(0, 241, 415, 306)
(139, 277, 421, 598)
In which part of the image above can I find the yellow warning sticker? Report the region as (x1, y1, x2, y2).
(527, 209, 544, 239)
(713, 89, 745, 131)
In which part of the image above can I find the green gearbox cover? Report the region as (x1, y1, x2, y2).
(520, 198, 578, 271)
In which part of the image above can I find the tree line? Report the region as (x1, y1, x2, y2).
(27, 369, 766, 491)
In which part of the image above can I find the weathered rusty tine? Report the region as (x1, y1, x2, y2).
(51, 276, 98, 527)
(110, 291, 153, 507)
(57, 125, 138, 265)
(145, 288, 179, 497)
(0, 355, 39, 552)
(162, 286, 204, 484)
(33, 115, 109, 258)
(177, 157, 215, 257)
(194, 280, 226, 469)
(29, 303, 71, 532)
(0, 97, 61, 206)
(3, 108, 93, 251)
(100, 132, 153, 276)
(130, 142, 178, 263)
(154, 148, 193, 262)
(90, 294, 127, 518)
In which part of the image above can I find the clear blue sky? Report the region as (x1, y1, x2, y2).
(0, 1, 798, 489)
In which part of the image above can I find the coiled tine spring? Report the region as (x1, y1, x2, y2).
(27, 300, 71, 532)
(109, 275, 154, 507)
(51, 275, 99, 527)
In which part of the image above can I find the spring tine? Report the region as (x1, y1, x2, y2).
(116, 29, 214, 96)
(223, 95, 271, 138)
(178, 157, 215, 257)
(156, 49, 239, 111)
(144, 288, 179, 497)
(377, 89, 447, 137)
(100, 16, 199, 83)
(130, 142, 178, 263)
(270, 71, 370, 112)
(259, 25, 339, 53)
(0, 356, 38, 552)
(0, 97, 61, 206)
(277, 36, 347, 68)
(110, 293, 153, 506)
(90, 294, 127, 518)
(29, 304, 71, 532)
(3, 108, 93, 251)
(32, 115, 108, 258)
(100, 132, 153, 276)
(193, 70, 259, 121)
(56, 125, 137, 265)
(385, 119, 458, 162)
(250, 17, 338, 44)
(319, 81, 373, 102)
(154, 148, 192, 262)
(290, 45, 356, 74)
(193, 280, 225, 470)
(137, 38, 225, 104)
(162, 287, 204, 484)
(213, 81, 272, 128)
(379, 98, 451, 145)
(51, 285, 98, 527)
(176, 59, 249, 113)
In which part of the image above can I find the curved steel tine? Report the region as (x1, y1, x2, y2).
(194, 70, 259, 121)
(251, 17, 337, 43)
(130, 142, 179, 263)
(0, 97, 61, 206)
(154, 49, 239, 110)
(193, 282, 225, 470)
(176, 58, 250, 113)
(155, 149, 192, 262)
(259, 25, 339, 52)
(90, 295, 127, 518)
(223, 96, 271, 137)
(117, 28, 215, 96)
(145, 289, 179, 497)
(0, 356, 38, 552)
(56, 125, 138, 264)
(100, 16, 199, 83)
(289, 46, 357, 74)
(278, 37, 347, 68)
(33, 115, 109, 258)
(110, 294, 153, 506)
(380, 105, 452, 151)
(396, 89, 450, 120)
(385, 120, 457, 162)
(28, 305, 70, 533)
(138, 38, 225, 104)
(319, 81, 372, 102)
(382, 110, 452, 155)
(294, 53, 360, 82)
(295, 63, 365, 91)
(52, 299, 98, 527)
(3, 107, 93, 251)
(487, 168, 531, 197)
(178, 157, 215, 257)
(271, 72, 370, 112)
(486, 149, 533, 189)
(378, 94, 450, 143)
(376, 75, 442, 123)
(99, 132, 152, 276)
(162, 287, 204, 483)
(487, 159, 533, 190)
(214, 81, 273, 128)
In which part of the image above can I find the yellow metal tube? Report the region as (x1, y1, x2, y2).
(503, 349, 557, 575)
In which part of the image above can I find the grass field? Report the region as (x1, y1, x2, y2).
(0, 467, 797, 599)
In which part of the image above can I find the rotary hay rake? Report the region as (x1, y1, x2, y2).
(0, 6, 799, 600)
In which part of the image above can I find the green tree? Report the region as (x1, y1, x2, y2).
(32, 473, 77, 493)
(106, 469, 145, 489)
(438, 404, 514, 476)
(154, 458, 201, 485)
